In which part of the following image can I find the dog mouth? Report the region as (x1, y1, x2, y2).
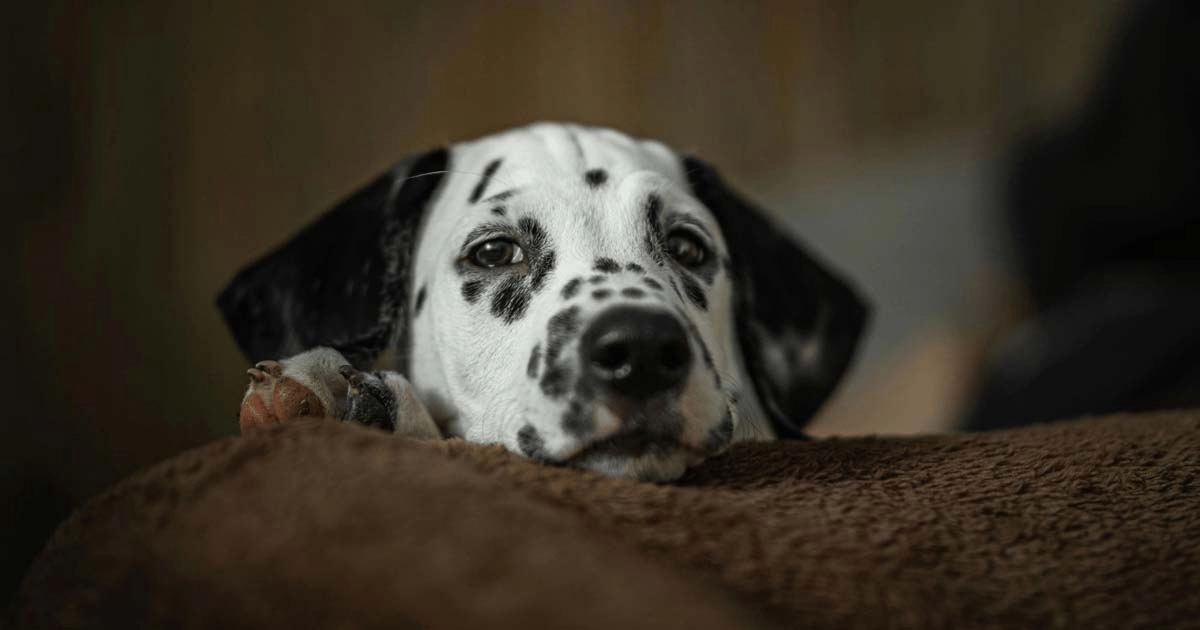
(568, 428, 681, 461)
(561, 399, 698, 465)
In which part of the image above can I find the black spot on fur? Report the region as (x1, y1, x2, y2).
(414, 284, 427, 314)
(621, 287, 646, 299)
(594, 257, 620, 273)
(491, 206, 506, 216)
(544, 306, 581, 364)
(644, 194, 666, 265)
(625, 262, 644, 273)
(518, 216, 548, 246)
(588, 275, 607, 285)
(561, 277, 583, 300)
(517, 424, 546, 460)
(643, 277, 664, 291)
(704, 413, 734, 452)
(541, 306, 582, 397)
(469, 159, 502, 203)
(461, 280, 485, 303)
(527, 343, 542, 379)
(681, 274, 708, 310)
(491, 276, 532, 323)
(592, 288, 612, 301)
(562, 402, 593, 438)
(540, 365, 572, 398)
(584, 169, 608, 187)
(530, 251, 556, 293)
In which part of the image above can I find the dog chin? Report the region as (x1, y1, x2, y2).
(566, 444, 700, 482)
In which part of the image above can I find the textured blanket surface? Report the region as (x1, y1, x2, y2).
(9, 412, 1200, 629)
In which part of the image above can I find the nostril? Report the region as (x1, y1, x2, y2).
(591, 338, 632, 375)
(659, 340, 689, 373)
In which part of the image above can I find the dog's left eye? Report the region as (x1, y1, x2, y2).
(665, 230, 709, 267)
(468, 238, 525, 268)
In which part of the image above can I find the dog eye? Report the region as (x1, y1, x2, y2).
(665, 230, 709, 267)
(468, 238, 525, 268)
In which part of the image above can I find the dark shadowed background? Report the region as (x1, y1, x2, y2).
(4, 0, 1148, 605)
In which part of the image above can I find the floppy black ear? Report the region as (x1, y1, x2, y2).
(217, 149, 448, 369)
(683, 157, 869, 438)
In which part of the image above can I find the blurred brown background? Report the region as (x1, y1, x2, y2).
(3, 0, 1127, 603)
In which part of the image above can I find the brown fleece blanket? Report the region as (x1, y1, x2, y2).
(10, 412, 1200, 629)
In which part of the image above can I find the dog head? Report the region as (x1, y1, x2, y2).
(219, 123, 868, 481)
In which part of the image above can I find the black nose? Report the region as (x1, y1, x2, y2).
(580, 306, 693, 400)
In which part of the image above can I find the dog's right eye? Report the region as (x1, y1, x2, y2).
(468, 238, 525, 268)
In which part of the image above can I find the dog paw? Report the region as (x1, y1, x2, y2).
(340, 367, 441, 440)
(238, 347, 352, 433)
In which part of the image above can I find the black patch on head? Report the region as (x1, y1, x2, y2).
(541, 306, 582, 397)
(491, 206, 506, 216)
(491, 275, 532, 323)
(588, 275, 607, 285)
(518, 216, 547, 244)
(544, 306, 581, 363)
(584, 169, 608, 188)
(517, 424, 547, 460)
(625, 262, 644, 273)
(644, 194, 666, 266)
(540, 366, 572, 398)
(518, 216, 555, 293)
(511, 216, 552, 295)
(593, 258, 620, 273)
(592, 288, 612, 301)
(680, 274, 708, 310)
(561, 402, 593, 438)
(414, 284, 427, 315)
(530, 251, 556, 293)
(461, 279, 485, 303)
(561, 277, 583, 300)
(620, 287, 645, 299)
(704, 412, 735, 452)
(469, 158, 503, 203)
(561, 276, 580, 298)
(527, 343, 542, 379)
(643, 277, 664, 291)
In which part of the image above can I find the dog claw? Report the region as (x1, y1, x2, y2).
(239, 348, 355, 434)
(254, 360, 283, 378)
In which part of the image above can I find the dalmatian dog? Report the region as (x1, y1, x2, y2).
(219, 123, 868, 481)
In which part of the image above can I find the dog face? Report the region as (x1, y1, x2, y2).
(219, 123, 868, 481)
